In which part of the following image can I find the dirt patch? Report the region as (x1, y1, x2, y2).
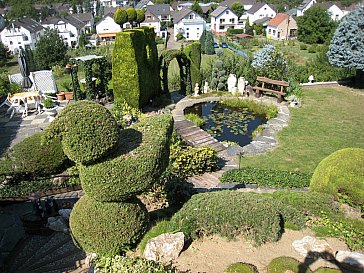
(172, 229, 349, 273)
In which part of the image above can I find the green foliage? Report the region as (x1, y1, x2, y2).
(114, 7, 128, 28)
(136, 9, 145, 25)
(0, 41, 10, 66)
(34, 28, 68, 70)
(169, 191, 303, 244)
(113, 27, 160, 108)
(0, 72, 10, 96)
(7, 0, 37, 20)
(205, 31, 215, 55)
(43, 98, 54, 109)
(170, 146, 218, 177)
(185, 113, 205, 127)
(220, 98, 278, 119)
(253, 23, 264, 35)
(300, 44, 308, 50)
(230, 2, 244, 18)
(286, 80, 303, 100)
(70, 195, 149, 255)
(111, 99, 142, 128)
(94, 255, 180, 273)
(310, 148, 364, 207)
(266, 256, 312, 273)
(314, 268, 341, 273)
(191, 0, 203, 15)
(44, 100, 120, 165)
(297, 5, 336, 44)
(0, 132, 67, 178)
(219, 54, 256, 85)
(183, 42, 201, 87)
(227, 28, 245, 35)
(176, 32, 184, 41)
(224, 262, 259, 273)
(220, 167, 311, 188)
(251, 125, 264, 138)
(199, 30, 206, 53)
(211, 60, 226, 90)
(126, 8, 137, 24)
(79, 115, 173, 202)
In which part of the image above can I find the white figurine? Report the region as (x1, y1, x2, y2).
(308, 75, 314, 84)
(203, 81, 209, 93)
(237, 77, 246, 95)
(227, 74, 237, 93)
(194, 83, 200, 97)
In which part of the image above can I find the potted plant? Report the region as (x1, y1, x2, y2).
(61, 81, 73, 100)
(43, 98, 58, 121)
(57, 92, 65, 101)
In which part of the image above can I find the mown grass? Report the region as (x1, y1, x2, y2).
(240, 86, 364, 174)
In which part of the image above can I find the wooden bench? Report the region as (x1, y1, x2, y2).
(253, 76, 289, 103)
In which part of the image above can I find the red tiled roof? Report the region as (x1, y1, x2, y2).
(267, 13, 289, 27)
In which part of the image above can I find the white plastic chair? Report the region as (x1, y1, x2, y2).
(7, 98, 26, 119)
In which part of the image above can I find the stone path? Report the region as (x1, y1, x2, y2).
(171, 95, 290, 191)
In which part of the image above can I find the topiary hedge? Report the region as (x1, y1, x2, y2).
(220, 167, 310, 188)
(310, 148, 364, 206)
(0, 131, 67, 177)
(224, 262, 259, 273)
(183, 42, 201, 88)
(79, 114, 173, 202)
(44, 100, 119, 165)
(314, 268, 342, 273)
(266, 256, 312, 273)
(70, 195, 149, 255)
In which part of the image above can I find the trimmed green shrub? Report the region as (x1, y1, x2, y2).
(220, 99, 278, 119)
(95, 255, 180, 273)
(310, 148, 364, 206)
(170, 191, 284, 245)
(300, 44, 308, 50)
(220, 167, 310, 188)
(79, 114, 173, 202)
(314, 268, 341, 273)
(224, 262, 259, 273)
(266, 256, 312, 273)
(170, 146, 218, 177)
(184, 113, 205, 127)
(183, 42, 201, 87)
(1, 132, 67, 177)
(70, 195, 149, 255)
(44, 100, 119, 165)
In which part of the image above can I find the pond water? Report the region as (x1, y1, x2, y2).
(184, 102, 267, 147)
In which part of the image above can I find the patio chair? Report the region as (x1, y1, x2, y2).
(0, 94, 12, 109)
(7, 98, 26, 119)
(24, 95, 41, 117)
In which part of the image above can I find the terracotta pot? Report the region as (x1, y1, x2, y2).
(64, 92, 74, 100)
(57, 93, 65, 101)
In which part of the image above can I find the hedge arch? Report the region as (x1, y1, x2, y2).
(159, 49, 192, 95)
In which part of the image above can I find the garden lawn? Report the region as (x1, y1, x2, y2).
(240, 86, 364, 174)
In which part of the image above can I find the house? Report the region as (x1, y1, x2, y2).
(317, 2, 345, 20)
(0, 18, 44, 53)
(252, 16, 272, 27)
(219, 0, 256, 11)
(135, 0, 154, 9)
(146, 4, 173, 22)
(140, 10, 164, 37)
(42, 15, 88, 48)
(210, 6, 239, 34)
(240, 3, 276, 25)
(95, 13, 122, 42)
(296, 0, 317, 16)
(173, 9, 205, 41)
(99, 0, 118, 7)
(266, 13, 297, 40)
(71, 12, 95, 33)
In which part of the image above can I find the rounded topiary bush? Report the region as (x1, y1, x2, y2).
(44, 100, 119, 165)
(310, 148, 364, 206)
(266, 256, 312, 273)
(224, 262, 259, 273)
(79, 114, 173, 202)
(70, 195, 149, 255)
(1, 131, 67, 177)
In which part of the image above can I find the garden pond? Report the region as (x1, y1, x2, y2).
(184, 101, 267, 147)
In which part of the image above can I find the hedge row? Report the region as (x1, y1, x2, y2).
(44, 101, 119, 165)
(79, 114, 173, 202)
(220, 167, 311, 188)
(183, 42, 201, 87)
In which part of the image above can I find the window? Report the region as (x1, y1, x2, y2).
(18, 42, 21, 44)
(10, 41, 13, 45)
(23, 36, 29, 41)
(189, 14, 193, 19)
(186, 32, 189, 38)
(229, 18, 235, 23)
(220, 18, 225, 23)
(273, 30, 276, 35)
(268, 29, 271, 34)
(197, 28, 199, 30)
(147, 15, 151, 19)
(186, 28, 189, 30)
(219, 25, 224, 30)
(226, 10, 229, 14)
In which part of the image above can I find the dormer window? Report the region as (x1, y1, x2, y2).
(226, 11, 229, 14)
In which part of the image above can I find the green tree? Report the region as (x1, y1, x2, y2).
(205, 31, 215, 55)
(78, 31, 89, 48)
(34, 28, 68, 70)
(245, 18, 254, 36)
(231, 2, 244, 18)
(136, 9, 145, 26)
(7, 0, 37, 20)
(199, 29, 207, 53)
(253, 23, 264, 35)
(0, 41, 9, 66)
(327, 7, 364, 84)
(114, 8, 128, 30)
(191, 0, 203, 16)
(126, 8, 137, 27)
(297, 5, 336, 44)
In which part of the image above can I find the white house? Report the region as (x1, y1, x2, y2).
(296, 0, 317, 16)
(135, 0, 154, 9)
(95, 13, 121, 41)
(219, 0, 256, 11)
(240, 3, 276, 25)
(99, 0, 118, 7)
(210, 6, 239, 34)
(140, 10, 163, 37)
(71, 13, 95, 33)
(146, 4, 173, 22)
(173, 9, 205, 41)
(0, 18, 44, 53)
(317, 2, 345, 20)
(266, 13, 297, 40)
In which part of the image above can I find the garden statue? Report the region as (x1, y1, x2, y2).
(308, 75, 314, 84)
(227, 74, 237, 93)
(203, 81, 209, 93)
(237, 77, 246, 95)
(232, 87, 237, 95)
(194, 83, 200, 97)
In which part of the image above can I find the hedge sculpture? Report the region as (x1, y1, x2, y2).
(183, 42, 201, 88)
(112, 27, 160, 109)
(45, 101, 173, 254)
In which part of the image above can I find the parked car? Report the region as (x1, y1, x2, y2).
(213, 42, 219, 48)
(221, 42, 228, 48)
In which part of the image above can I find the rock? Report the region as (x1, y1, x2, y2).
(46, 216, 68, 233)
(339, 203, 363, 219)
(336, 251, 364, 269)
(52, 173, 68, 186)
(144, 232, 185, 263)
(292, 236, 334, 260)
(58, 209, 72, 220)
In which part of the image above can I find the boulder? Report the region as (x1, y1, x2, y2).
(336, 251, 364, 270)
(292, 236, 334, 260)
(46, 216, 68, 233)
(144, 232, 185, 263)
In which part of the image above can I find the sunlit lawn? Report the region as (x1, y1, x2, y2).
(240, 86, 364, 174)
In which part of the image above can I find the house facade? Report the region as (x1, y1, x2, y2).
(0, 18, 44, 53)
(296, 0, 317, 16)
(95, 13, 122, 41)
(173, 9, 205, 41)
(146, 4, 173, 22)
(266, 13, 297, 40)
(210, 6, 239, 34)
(318, 2, 346, 20)
(140, 10, 163, 37)
(240, 3, 276, 24)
